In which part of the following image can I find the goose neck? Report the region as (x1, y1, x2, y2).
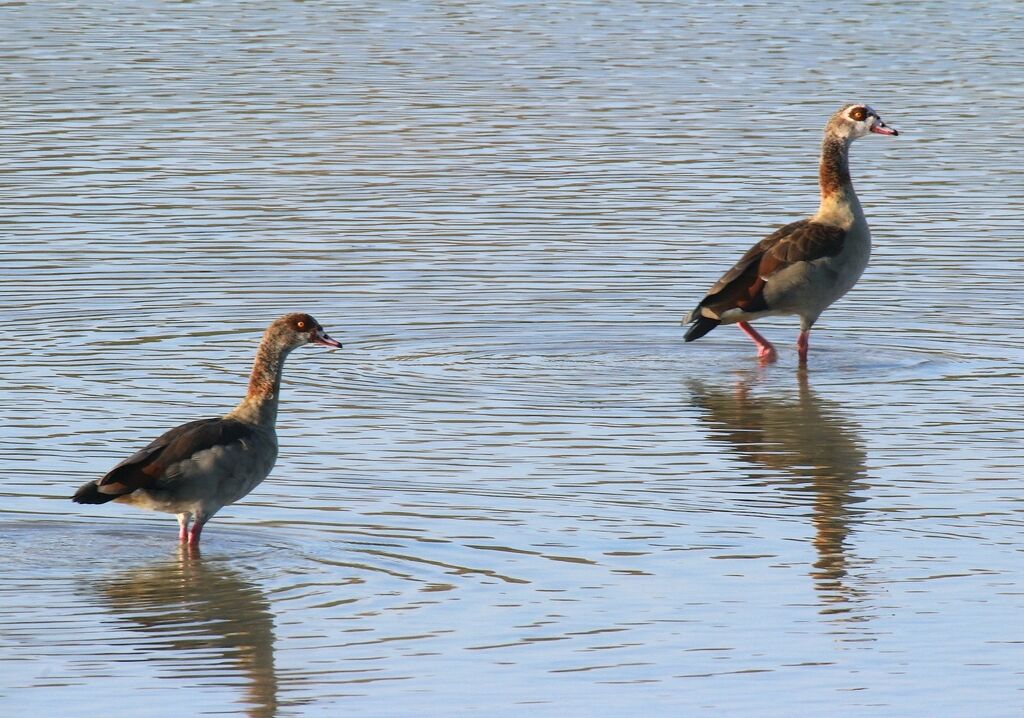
(230, 338, 294, 426)
(816, 135, 862, 226)
(819, 135, 853, 199)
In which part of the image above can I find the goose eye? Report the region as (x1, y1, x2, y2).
(849, 107, 867, 121)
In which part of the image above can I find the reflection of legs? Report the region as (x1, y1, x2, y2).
(797, 330, 810, 365)
(737, 322, 777, 362)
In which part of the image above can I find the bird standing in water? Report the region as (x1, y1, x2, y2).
(72, 313, 342, 548)
(683, 104, 898, 364)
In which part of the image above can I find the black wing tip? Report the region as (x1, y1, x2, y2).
(71, 482, 117, 505)
(684, 315, 721, 342)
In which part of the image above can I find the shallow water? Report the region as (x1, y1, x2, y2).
(2, 1, 1023, 716)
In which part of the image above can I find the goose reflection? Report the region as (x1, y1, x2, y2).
(96, 549, 278, 718)
(688, 371, 870, 615)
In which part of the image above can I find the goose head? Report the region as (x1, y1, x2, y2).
(265, 313, 343, 353)
(827, 104, 899, 141)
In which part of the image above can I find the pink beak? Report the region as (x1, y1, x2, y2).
(313, 329, 343, 348)
(870, 119, 899, 136)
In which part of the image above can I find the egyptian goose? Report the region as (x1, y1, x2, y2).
(683, 104, 898, 364)
(72, 313, 342, 547)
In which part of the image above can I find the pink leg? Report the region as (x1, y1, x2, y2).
(797, 330, 810, 365)
(737, 322, 777, 362)
(177, 514, 190, 544)
(188, 521, 204, 547)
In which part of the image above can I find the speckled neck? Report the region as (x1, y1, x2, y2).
(816, 134, 862, 228)
(819, 135, 852, 199)
(228, 336, 294, 426)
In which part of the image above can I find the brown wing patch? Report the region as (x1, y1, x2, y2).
(702, 260, 767, 314)
(97, 418, 254, 496)
(694, 221, 846, 318)
(758, 222, 846, 277)
(703, 221, 808, 294)
(695, 220, 809, 317)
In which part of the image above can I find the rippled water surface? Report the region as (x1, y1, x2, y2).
(3, 2, 1023, 716)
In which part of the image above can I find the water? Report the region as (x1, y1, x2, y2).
(2, 1, 1023, 716)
